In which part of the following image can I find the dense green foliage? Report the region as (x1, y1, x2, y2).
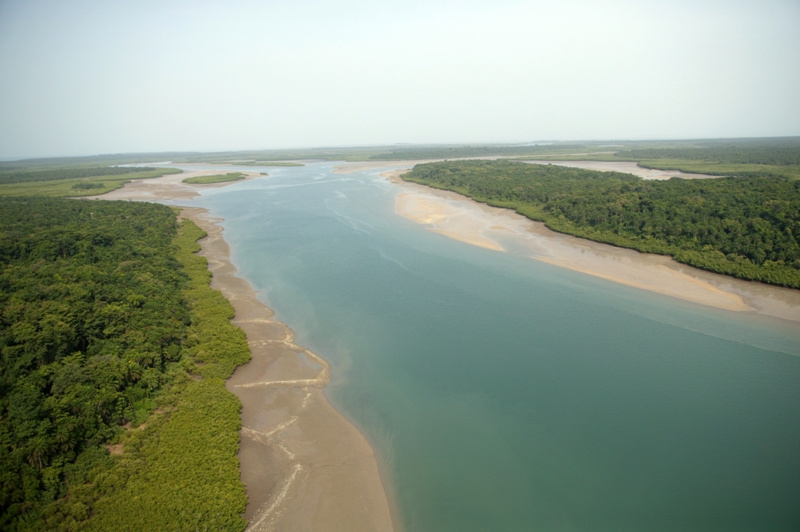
(620, 145, 800, 166)
(0, 199, 248, 530)
(82, 379, 246, 532)
(0, 198, 186, 527)
(182, 172, 246, 184)
(70, 184, 105, 190)
(0, 167, 157, 186)
(403, 161, 800, 288)
(172, 220, 250, 381)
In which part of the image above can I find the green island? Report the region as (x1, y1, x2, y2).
(402, 160, 800, 288)
(182, 172, 247, 184)
(0, 197, 250, 531)
(0, 166, 182, 197)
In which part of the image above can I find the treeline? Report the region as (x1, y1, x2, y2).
(402, 161, 800, 288)
(0, 198, 248, 530)
(618, 146, 800, 166)
(0, 167, 156, 185)
(368, 144, 586, 161)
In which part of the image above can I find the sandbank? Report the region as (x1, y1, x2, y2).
(90, 175, 395, 531)
(84, 168, 261, 201)
(522, 160, 719, 180)
(384, 170, 800, 322)
(396, 193, 503, 251)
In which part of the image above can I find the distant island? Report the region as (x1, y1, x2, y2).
(183, 172, 247, 184)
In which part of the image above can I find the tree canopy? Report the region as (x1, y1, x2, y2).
(0, 198, 248, 530)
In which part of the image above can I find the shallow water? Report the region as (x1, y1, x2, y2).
(183, 162, 800, 531)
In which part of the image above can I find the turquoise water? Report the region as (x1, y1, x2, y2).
(184, 162, 800, 531)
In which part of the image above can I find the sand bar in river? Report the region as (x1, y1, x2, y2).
(382, 169, 800, 323)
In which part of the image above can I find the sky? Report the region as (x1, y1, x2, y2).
(0, 0, 798, 159)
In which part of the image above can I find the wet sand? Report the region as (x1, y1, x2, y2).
(383, 170, 800, 323)
(90, 174, 395, 531)
(396, 193, 504, 251)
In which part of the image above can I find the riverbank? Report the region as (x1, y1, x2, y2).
(382, 169, 800, 323)
(181, 209, 394, 532)
(90, 172, 395, 531)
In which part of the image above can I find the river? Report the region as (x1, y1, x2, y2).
(176, 161, 799, 531)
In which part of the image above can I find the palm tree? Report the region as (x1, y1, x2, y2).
(27, 436, 51, 470)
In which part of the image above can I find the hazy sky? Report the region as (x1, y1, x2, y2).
(1, 0, 798, 159)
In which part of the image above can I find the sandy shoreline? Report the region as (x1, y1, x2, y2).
(90, 172, 396, 531)
(382, 169, 800, 323)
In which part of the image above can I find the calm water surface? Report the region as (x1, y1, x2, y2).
(181, 162, 800, 531)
